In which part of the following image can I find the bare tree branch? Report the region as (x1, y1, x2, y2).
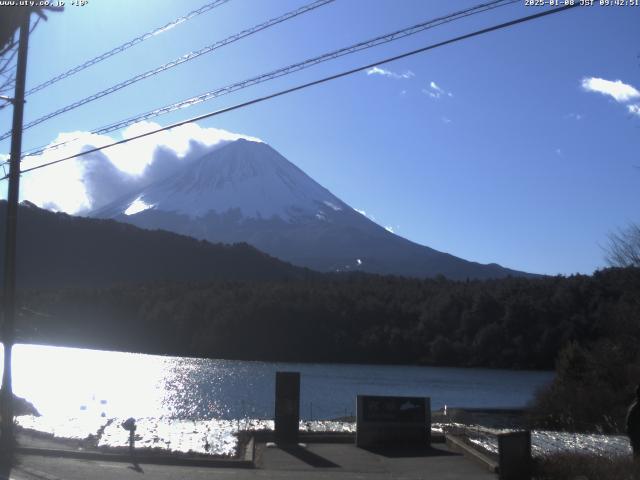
(605, 223, 640, 268)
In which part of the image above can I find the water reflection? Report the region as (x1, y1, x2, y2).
(9, 344, 174, 419)
(0, 343, 554, 455)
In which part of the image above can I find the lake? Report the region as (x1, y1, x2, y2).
(2, 343, 554, 455)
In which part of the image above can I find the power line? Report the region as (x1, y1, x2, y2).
(20, 0, 516, 158)
(0, 0, 335, 142)
(24, 0, 232, 96)
(6, 3, 579, 182)
(94, 0, 518, 136)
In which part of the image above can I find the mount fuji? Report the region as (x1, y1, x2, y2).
(90, 139, 530, 280)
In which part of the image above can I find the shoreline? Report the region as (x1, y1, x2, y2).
(14, 424, 252, 461)
(13, 426, 256, 469)
(12, 408, 633, 465)
(13, 409, 519, 457)
(11, 340, 556, 373)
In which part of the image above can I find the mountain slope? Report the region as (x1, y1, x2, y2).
(91, 139, 532, 280)
(0, 201, 307, 289)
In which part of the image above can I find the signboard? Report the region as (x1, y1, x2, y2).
(362, 396, 427, 423)
(274, 371, 300, 444)
(356, 395, 430, 448)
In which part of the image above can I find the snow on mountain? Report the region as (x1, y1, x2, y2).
(98, 139, 346, 222)
(91, 139, 532, 280)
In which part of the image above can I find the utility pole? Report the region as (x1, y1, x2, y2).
(1, 11, 31, 451)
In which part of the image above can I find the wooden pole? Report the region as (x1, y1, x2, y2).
(1, 10, 30, 450)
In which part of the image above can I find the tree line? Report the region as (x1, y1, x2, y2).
(14, 267, 640, 372)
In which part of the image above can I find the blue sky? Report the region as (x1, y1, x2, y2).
(0, 0, 638, 276)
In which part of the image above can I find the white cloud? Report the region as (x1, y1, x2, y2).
(566, 113, 583, 121)
(367, 67, 387, 76)
(442, 117, 452, 124)
(628, 104, 640, 117)
(423, 80, 453, 99)
(14, 123, 261, 215)
(366, 66, 414, 80)
(109, 121, 260, 175)
(581, 77, 640, 103)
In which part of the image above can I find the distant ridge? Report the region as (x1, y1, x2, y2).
(0, 200, 307, 289)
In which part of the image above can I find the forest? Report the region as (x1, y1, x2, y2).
(14, 267, 639, 370)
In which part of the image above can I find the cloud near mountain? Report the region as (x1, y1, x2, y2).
(17, 122, 261, 214)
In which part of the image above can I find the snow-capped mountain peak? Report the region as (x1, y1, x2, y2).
(106, 139, 345, 221)
(91, 138, 531, 280)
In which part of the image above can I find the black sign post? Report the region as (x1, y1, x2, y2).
(498, 430, 531, 480)
(274, 371, 300, 444)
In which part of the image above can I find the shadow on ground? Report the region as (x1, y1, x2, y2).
(127, 462, 145, 473)
(362, 445, 461, 458)
(278, 444, 340, 468)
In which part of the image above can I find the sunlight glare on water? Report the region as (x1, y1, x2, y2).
(3, 344, 177, 419)
(1, 343, 556, 421)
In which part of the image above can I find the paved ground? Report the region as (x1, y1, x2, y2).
(1, 442, 497, 480)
